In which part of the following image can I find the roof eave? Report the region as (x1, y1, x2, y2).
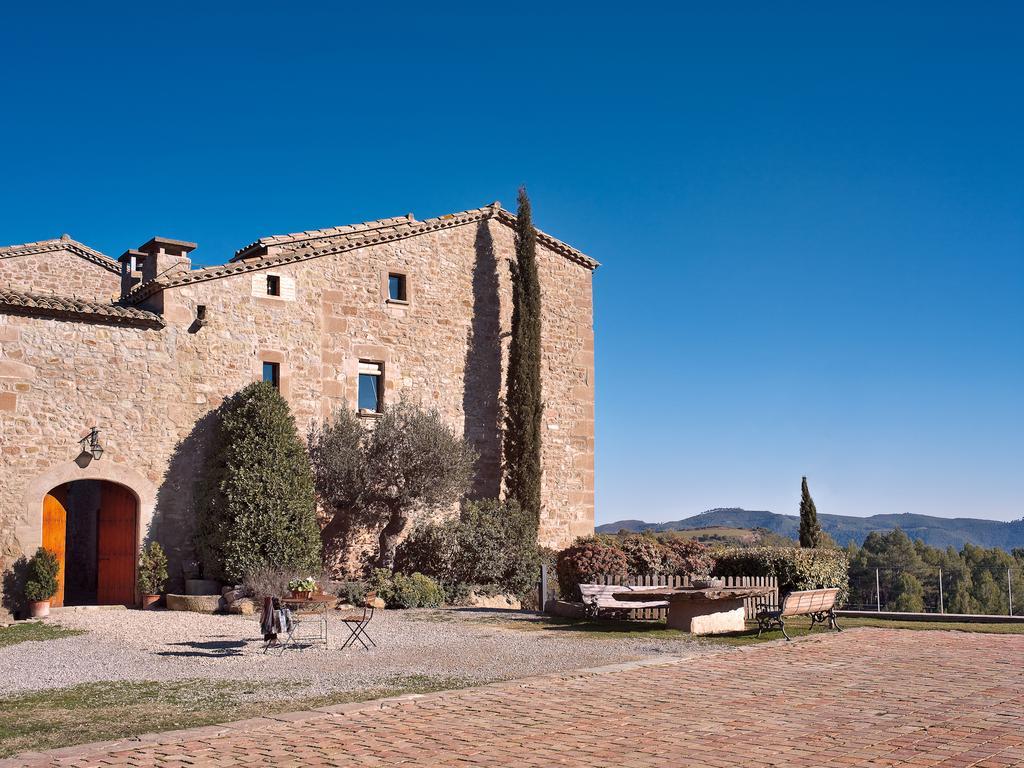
(122, 203, 598, 304)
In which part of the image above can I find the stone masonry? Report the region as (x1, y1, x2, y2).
(0, 236, 121, 301)
(0, 203, 597, 615)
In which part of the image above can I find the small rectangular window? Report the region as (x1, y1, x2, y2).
(358, 361, 382, 413)
(267, 275, 281, 296)
(388, 273, 407, 302)
(262, 361, 280, 389)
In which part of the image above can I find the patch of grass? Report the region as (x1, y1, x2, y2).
(473, 612, 1024, 644)
(466, 613, 686, 639)
(835, 616, 1024, 634)
(0, 674, 476, 758)
(702, 616, 1024, 646)
(0, 622, 85, 649)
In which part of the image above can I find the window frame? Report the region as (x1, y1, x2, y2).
(381, 268, 411, 306)
(387, 273, 407, 302)
(266, 274, 281, 297)
(357, 360, 383, 415)
(262, 361, 280, 389)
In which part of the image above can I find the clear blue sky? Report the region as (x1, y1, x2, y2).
(2, 4, 1021, 523)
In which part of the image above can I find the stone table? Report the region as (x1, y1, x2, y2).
(613, 586, 773, 635)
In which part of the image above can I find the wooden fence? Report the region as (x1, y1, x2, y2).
(590, 574, 779, 621)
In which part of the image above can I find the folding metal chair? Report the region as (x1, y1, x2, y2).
(340, 590, 377, 651)
(260, 597, 298, 655)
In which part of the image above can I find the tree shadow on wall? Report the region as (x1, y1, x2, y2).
(1, 556, 29, 619)
(148, 410, 220, 594)
(463, 219, 503, 500)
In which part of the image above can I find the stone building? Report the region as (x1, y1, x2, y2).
(0, 203, 597, 616)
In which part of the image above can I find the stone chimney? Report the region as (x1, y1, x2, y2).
(118, 249, 146, 297)
(137, 237, 196, 283)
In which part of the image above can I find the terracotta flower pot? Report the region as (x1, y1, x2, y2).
(140, 594, 161, 610)
(28, 600, 50, 618)
(291, 589, 313, 600)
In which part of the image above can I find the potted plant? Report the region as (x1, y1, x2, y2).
(288, 576, 317, 599)
(138, 541, 169, 609)
(24, 547, 60, 618)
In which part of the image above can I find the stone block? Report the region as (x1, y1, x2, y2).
(185, 578, 221, 595)
(228, 598, 256, 616)
(666, 598, 746, 635)
(0, 360, 35, 379)
(545, 600, 587, 619)
(465, 591, 522, 610)
(166, 594, 224, 613)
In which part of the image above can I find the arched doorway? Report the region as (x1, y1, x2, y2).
(42, 480, 138, 607)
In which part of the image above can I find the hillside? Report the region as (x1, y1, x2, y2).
(600, 526, 796, 548)
(596, 507, 1024, 550)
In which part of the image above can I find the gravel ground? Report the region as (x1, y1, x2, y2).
(1, 608, 710, 699)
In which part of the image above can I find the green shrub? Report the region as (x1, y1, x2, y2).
(370, 569, 444, 608)
(713, 546, 849, 602)
(618, 534, 673, 574)
(455, 499, 540, 597)
(24, 548, 59, 602)
(395, 499, 541, 599)
(394, 518, 460, 585)
(338, 580, 369, 606)
(663, 539, 716, 576)
(556, 536, 628, 599)
(138, 542, 169, 595)
(442, 582, 512, 605)
(196, 382, 322, 582)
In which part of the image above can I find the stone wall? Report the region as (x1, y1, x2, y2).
(0, 249, 120, 301)
(0, 214, 595, 616)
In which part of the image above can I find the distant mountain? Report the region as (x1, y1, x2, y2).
(596, 507, 1024, 551)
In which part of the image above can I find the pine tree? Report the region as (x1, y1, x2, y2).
(799, 475, 822, 548)
(503, 187, 543, 531)
(891, 572, 926, 612)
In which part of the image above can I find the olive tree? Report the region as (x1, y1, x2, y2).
(310, 401, 477, 570)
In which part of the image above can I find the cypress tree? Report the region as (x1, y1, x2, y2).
(503, 186, 543, 530)
(197, 382, 322, 581)
(799, 475, 823, 548)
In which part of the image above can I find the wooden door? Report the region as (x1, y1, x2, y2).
(42, 489, 68, 607)
(97, 483, 137, 606)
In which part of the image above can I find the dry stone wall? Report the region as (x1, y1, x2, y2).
(0, 249, 120, 301)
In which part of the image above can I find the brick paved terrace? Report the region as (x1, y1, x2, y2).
(6, 628, 1024, 767)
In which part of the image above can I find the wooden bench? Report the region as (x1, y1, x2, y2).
(579, 584, 669, 618)
(756, 588, 841, 640)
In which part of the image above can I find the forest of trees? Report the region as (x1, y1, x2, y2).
(845, 529, 1024, 615)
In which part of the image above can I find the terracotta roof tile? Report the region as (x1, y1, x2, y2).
(0, 288, 164, 327)
(232, 214, 414, 259)
(124, 203, 598, 305)
(0, 236, 121, 274)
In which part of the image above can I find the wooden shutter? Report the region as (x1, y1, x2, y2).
(97, 483, 137, 606)
(42, 490, 68, 607)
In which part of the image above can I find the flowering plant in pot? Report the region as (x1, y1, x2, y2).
(24, 547, 60, 618)
(138, 542, 169, 609)
(288, 577, 317, 599)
